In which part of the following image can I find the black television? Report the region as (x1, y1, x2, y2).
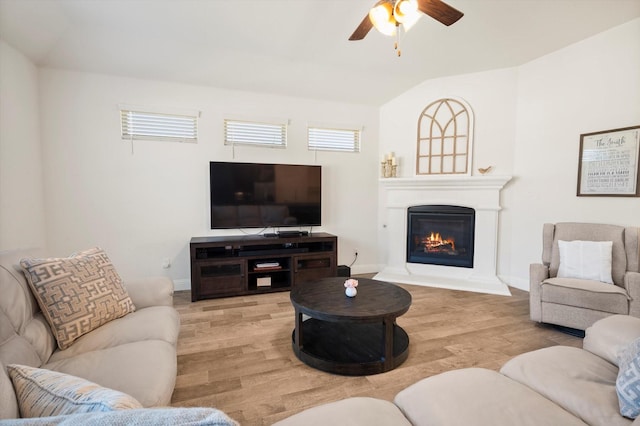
(209, 161, 322, 229)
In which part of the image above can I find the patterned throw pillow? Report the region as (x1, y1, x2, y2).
(20, 247, 135, 350)
(6, 364, 142, 417)
(617, 337, 640, 418)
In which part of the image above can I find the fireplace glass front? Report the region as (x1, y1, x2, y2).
(406, 205, 475, 268)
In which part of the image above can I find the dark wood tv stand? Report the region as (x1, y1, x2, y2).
(189, 233, 337, 301)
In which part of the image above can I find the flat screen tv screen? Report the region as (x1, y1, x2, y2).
(210, 161, 322, 229)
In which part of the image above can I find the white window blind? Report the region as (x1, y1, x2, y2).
(308, 127, 360, 152)
(120, 109, 198, 143)
(224, 119, 287, 148)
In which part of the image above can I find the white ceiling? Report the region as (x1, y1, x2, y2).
(1, 0, 639, 106)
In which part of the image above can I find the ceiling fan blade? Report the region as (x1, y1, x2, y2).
(417, 0, 464, 26)
(349, 14, 374, 40)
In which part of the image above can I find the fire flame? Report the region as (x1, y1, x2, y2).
(422, 232, 455, 252)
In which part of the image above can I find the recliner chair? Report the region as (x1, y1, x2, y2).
(530, 222, 640, 330)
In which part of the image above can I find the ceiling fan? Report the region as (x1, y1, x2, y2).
(349, 0, 463, 54)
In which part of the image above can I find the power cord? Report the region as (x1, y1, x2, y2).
(348, 251, 358, 267)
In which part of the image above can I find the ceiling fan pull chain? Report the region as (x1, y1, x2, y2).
(395, 24, 402, 57)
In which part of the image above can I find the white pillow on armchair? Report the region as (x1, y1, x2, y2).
(557, 240, 614, 284)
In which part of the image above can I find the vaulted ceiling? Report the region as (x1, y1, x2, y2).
(1, 0, 639, 105)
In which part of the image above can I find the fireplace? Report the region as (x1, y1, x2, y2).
(374, 175, 512, 296)
(407, 205, 475, 268)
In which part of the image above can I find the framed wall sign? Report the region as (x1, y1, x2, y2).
(577, 125, 640, 197)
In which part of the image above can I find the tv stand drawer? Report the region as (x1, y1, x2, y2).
(191, 260, 245, 301)
(293, 253, 336, 284)
(199, 276, 244, 297)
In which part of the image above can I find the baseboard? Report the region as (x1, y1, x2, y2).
(175, 272, 529, 293)
(499, 275, 529, 292)
(349, 263, 381, 276)
(173, 278, 191, 292)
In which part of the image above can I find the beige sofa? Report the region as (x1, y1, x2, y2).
(275, 314, 640, 425)
(4, 246, 639, 425)
(0, 248, 180, 419)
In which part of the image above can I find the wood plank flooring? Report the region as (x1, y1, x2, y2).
(170, 279, 581, 425)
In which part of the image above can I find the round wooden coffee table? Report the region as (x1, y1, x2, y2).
(290, 277, 412, 375)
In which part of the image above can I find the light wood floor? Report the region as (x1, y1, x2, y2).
(170, 279, 581, 425)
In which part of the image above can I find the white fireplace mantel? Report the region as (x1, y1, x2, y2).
(379, 175, 513, 189)
(375, 175, 513, 296)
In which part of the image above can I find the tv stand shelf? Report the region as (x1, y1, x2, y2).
(190, 233, 337, 301)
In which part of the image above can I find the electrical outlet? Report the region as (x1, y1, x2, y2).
(162, 258, 171, 269)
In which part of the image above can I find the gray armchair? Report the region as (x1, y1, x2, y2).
(530, 222, 640, 330)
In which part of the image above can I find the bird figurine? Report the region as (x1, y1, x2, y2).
(478, 166, 493, 175)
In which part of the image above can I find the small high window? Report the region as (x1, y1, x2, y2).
(224, 119, 287, 148)
(308, 126, 361, 152)
(120, 108, 198, 143)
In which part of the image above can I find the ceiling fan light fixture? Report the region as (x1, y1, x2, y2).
(369, 1, 397, 36)
(348, 0, 463, 52)
(395, 0, 422, 31)
(393, 0, 417, 23)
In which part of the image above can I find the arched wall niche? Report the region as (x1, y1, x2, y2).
(416, 98, 474, 175)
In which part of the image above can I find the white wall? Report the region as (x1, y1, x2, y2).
(38, 70, 380, 289)
(378, 67, 519, 277)
(379, 18, 640, 291)
(4, 18, 638, 293)
(506, 18, 640, 288)
(378, 67, 519, 178)
(0, 40, 46, 250)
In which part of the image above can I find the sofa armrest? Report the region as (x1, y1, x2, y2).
(273, 397, 411, 426)
(529, 263, 549, 322)
(124, 277, 174, 309)
(583, 314, 640, 366)
(625, 271, 640, 317)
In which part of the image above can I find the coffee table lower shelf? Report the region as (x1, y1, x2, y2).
(291, 318, 409, 376)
